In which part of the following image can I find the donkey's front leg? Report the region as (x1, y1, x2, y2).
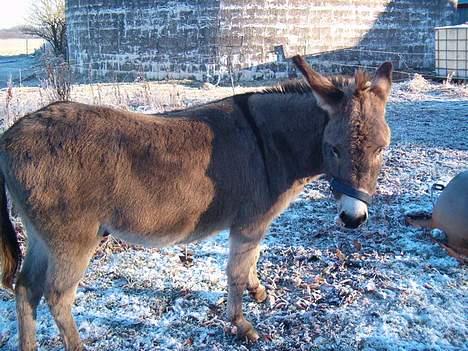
(226, 230, 264, 342)
(247, 245, 267, 303)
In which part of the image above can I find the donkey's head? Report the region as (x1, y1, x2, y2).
(293, 55, 392, 229)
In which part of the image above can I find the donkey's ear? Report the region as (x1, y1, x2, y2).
(292, 55, 344, 114)
(371, 62, 393, 101)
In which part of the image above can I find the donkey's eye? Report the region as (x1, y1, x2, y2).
(376, 147, 385, 156)
(331, 146, 340, 158)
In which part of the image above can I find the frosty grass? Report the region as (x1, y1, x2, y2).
(0, 76, 467, 350)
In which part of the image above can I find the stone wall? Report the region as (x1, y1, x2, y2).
(66, 0, 459, 82)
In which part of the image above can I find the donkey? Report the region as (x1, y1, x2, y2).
(0, 55, 392, 350)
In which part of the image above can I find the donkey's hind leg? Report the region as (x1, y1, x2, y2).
(43, 227, 100, 351)
(227, 228, 265, 342)
(15, 235, 48, 351)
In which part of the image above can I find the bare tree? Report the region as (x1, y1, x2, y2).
(22, 0, 67, 59)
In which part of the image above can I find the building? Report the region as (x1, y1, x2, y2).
(66, 0, 460, 82)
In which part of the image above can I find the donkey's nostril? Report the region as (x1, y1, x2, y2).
(339, 211, 367, 229)
(339, 211, 348, 223)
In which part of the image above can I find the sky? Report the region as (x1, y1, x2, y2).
(0, 0, 32, 29)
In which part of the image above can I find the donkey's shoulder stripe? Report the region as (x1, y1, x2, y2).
(233, 93, 272, 197)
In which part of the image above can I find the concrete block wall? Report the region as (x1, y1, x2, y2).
(66, 0, 459, 82)
(67, 0, 221, 81)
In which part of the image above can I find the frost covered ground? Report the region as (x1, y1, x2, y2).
(0, 76, 467, 350)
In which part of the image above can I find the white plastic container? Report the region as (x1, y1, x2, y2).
(435, 24, 468, 79)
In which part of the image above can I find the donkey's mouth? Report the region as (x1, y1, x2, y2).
(335, 215, 366, 229)
(335, 214, 367, 229)
(335, 194, 369, 229)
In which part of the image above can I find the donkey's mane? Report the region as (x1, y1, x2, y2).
(262, 79, 312, 95)
(263, 70, 371, 95)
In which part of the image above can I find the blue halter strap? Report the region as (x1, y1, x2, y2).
(329, 177, 373, 205)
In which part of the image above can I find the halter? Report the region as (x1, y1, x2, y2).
(330, 177, 373, 205)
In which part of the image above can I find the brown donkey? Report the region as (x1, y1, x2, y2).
(0, 56, 392, 350)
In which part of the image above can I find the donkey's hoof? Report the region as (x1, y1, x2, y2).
(69, 343, 85, 351)
(237, 326, 259, 343)
(243, 327, 260, 343)
(249, 285, 267, 303)
(232, 320, 260, 343)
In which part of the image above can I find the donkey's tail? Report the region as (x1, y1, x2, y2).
(0, 170, 21, 290)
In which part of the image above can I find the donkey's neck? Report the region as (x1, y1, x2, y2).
(242, 91, 328, 195)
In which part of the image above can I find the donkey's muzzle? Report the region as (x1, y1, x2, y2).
(339, 211, 368, 229)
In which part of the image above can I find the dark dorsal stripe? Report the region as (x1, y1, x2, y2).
(233, 93, 272, 196)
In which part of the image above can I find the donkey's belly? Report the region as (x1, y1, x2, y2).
(100, 218, 230, 248)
